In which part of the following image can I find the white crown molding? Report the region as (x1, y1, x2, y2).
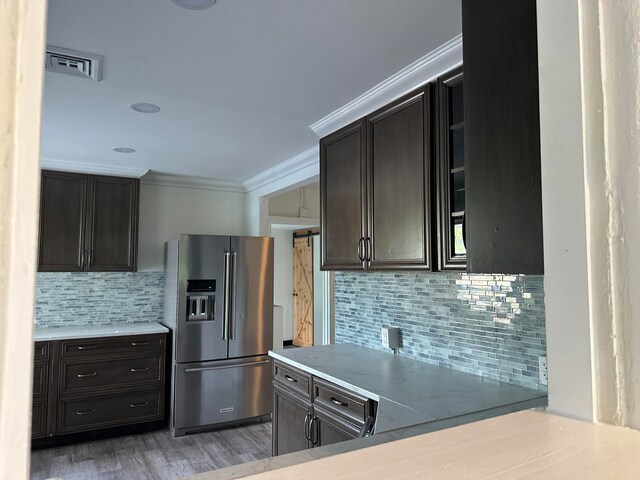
(243, 145, 319, 193)
(309, 35, 463, 138)
(141, 171, 244, 193)
(41, 157, 149, 178)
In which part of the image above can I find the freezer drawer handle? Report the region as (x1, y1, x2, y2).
(184, 359, 270, 373)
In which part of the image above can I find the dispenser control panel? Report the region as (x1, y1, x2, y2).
(186, 279, 216, 321)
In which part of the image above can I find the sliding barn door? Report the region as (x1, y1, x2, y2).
(293, 237, 314, 347)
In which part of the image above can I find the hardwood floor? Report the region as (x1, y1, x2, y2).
(30, 422, 272, 480)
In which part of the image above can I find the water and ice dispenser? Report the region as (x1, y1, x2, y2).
(186, 279, 216, 321)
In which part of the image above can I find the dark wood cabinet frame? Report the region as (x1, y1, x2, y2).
(31, 333, 166, 448)
(38, 170, 139, 272)
(436, 66, 467, 271)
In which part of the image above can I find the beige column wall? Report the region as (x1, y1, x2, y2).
(538, 0, 640, 428)
(593, 0, 640, 428)
(0, 0, 47, 478)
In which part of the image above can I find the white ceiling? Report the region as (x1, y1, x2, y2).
(42, 0, 461, 182)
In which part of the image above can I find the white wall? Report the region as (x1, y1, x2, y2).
(268, 185, 320, 219)
(537, 0, 595, 421)
(272, 228, 294, 341)
(138, 183, 247, 271)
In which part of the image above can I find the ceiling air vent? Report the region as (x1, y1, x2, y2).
(45, 46, 103, 81)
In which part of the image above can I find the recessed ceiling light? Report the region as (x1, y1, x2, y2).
(170, 0, 216, 10)
(130, 102, 161, 114)
(112, 147, 136, 154)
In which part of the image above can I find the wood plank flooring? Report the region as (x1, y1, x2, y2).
(30, 422, 272, 480)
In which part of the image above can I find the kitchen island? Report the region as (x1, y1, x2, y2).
(270, 343, 546, 433)
(191, 344, 546, 479)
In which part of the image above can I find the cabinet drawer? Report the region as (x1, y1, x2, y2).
(33, 361, 48, 397)
(312, 377, 372, 426)
(61, 334, 164, 357)
(58, 388, 163, 434)
(34, 341, 48, 360)
(61, 354, 163, 394)
(273, 361, 311, 400)
(32, 400, 47, 439)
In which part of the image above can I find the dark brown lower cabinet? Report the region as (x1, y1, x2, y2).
(32, 342, 49, 439)
(312, 405, 360, 447)
(272, 360, 376, 456)
(272, 383, 312, 456)
(31, 333, 166, 446)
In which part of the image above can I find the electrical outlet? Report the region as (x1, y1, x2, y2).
(381, 327, 400, 350)
(538, 356, 548, 386)
(381, 327, 390, 348)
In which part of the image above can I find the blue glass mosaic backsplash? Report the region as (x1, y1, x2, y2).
(35, 272, 164, 326)
(335, 272, 547, 390)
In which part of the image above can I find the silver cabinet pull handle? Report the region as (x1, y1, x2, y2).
(310, 416, 318, 446)
(304, 413, 311, 441)
(330, 396, 348, 407)
(77, 345, 98, 350)
(284, 374, 297, 383)
(130, 402, 149, 408)
(75, 409, 96, 416)
(130, 367, 149, 372)
(132, 341, 149, 346)
(76, 372, 97, 378)
(365, 237, 372, 267)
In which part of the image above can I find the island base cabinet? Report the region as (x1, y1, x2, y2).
(273, 384, 312, 456)
(312, 405, 360, 447)
(272, 360, 376, 455)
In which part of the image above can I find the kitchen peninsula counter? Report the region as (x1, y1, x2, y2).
(269, 343, 546, 433)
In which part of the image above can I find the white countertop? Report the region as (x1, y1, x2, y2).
(34, 322, 169, 341)
(202, 410, 640, 480)
(269, 344, 546, 433)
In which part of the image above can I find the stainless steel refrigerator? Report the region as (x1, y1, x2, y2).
(163, 234, 274, 437)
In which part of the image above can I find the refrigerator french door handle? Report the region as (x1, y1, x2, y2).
(229, 251, 237, 340)
(222, 252, 231, 340)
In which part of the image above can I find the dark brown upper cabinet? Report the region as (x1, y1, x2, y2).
(436, 66, 466, 271)
(320, 87, 431, 271)
(365, 87, 431, 270)
(38, 172, 88, 271)
(38, 171, 139, 272)
(320, 120, 367, 270)
(462, 0, 544, 274)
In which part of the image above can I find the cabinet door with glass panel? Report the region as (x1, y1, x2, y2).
(436, 67, 466, 270)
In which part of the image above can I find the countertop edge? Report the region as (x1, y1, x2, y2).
(269, 350, 381, 401)
(33, 322, 169, 341)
